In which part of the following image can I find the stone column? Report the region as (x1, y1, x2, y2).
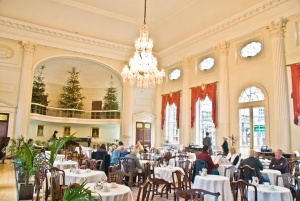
(15, 41, 36, 138)
(266, 18, 291, 152)
(215, 41, 230, 147)
(155, 84, 162, 147)
(180, 57, 191, 147)
(121, 84, 133, 146)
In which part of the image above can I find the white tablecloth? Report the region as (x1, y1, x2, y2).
(75, 146, 94, 158)
(260, 159, 271, 169)
(168, 158, 196, 167)
(64, 169, 107, 185)
(45, 151, 65, 161)
(261, 169, 281, 185)
(86, 183, 133, 201)
(154, 167, 184, 183)
(193, 175, 233, 201)
(53, 161, 78, 170)
(218, 164, 233, 176)
(248, 185, 293, 201)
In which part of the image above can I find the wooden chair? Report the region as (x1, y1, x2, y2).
(172, 170, 189, 201)
(77, 147, 86, 166)
(181, 160, 192, 189)
(175, 189, 220, 201)
(239, 165, 256, 182)
(276, 173, 300, 201)
(45, 167, 65, 201)
(144, 162, 170, 199)
(224, 165, 239, 192)
(87, 159, 102, 170)
(136, 179, 152, 201)
(232, 179, 257, 201)
(140, 153, 151, 160)
(122, 158, 142, 187)
(108, 170, 133, 187)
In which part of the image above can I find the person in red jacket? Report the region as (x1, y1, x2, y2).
(197, 145, 219, 175)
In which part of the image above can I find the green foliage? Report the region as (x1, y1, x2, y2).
(48, 133, 76, 167)
(62, 181, 102, 201)
(32, 65, 49, 106)
(103, 75, 118, 110)
(59, 67, 85, 109)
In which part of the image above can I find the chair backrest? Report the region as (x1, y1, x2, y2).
(45, 167, 65, 201)
(88, 159, 102, 170)
(163, 152, 172, 163)
(172, 170, 188, 191)
(239, 165, 256, 182)
(175, 189, 220, 201)
(191, 159, 208, 182)
(143, 162, 153, 180)
(232, 179, 257, 201)
(122, 157, 135, 174)
(141, 153, 151, 160)
(108, 164, 121, 174)
(108, 170, 132, 185)
(136, 179, 151, 201)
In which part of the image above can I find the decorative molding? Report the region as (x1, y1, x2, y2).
(266, 18, 287, 37)
(0, 44, 14, 58)
(22, 41, 37, 54)
(180, 57, 191, 68)
(159, 0, 291, 56)
(0, 16, 133, 53)
(215, 41, 230, 55)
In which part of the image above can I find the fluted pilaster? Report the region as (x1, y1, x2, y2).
(266, 18, 291, 152)
(155, 84, 162, 147)
(121, 84, 133, 146)
(180, 57, 191, 146)
(215, 41, 230, 146)
(15, 41, 37, 138)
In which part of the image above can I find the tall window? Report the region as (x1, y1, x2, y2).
(195, 96, 215, 146)
(238, 86, 266, 152)
(165, 103, 179, 144)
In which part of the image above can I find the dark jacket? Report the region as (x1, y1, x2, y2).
(222, 140, 229, 155)
(269, 157, 288, 174)
(203, 137, 213, 155)
(239, 157, 263, 179)
(191, 159, 208, 182)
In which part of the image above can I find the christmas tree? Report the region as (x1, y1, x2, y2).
(103, 75, 119, 110)
(59, 67, 85, 109)
(31, 65, 49, 106)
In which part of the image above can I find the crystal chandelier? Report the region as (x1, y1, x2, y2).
(121, 0, 165, 88)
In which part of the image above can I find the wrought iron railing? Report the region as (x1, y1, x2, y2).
(30, 103, 121, 119)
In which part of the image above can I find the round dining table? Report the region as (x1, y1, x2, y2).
(261, 169, 282, 185)
(53, 160, 78, 170)
(192, 174, 233, 201)
(64, 169, 107, 185)
(248, 185, 293, 201)
(86, 183, 134, 201)
(154, 166, 184, 183)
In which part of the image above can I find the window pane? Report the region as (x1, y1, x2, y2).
(195, 97, 215, 146)
(166, 103, 179, 144)
(238, 86, 264, 103)
(253, 107, 265, 148)
(239, 108, 250, 147)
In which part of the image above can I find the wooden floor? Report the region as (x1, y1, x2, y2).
(0, 159, 17, 201)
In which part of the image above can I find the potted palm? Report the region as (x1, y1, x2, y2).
(62, 181, 102, 201)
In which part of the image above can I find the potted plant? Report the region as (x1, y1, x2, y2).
(62, 181, 102, 201)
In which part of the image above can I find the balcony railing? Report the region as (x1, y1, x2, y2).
(31, 103, 121, 119)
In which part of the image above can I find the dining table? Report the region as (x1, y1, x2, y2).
(261, 169, 282, 185)
(86, 183, 134, 201)
(218, 164, 233, 176)
(192, 174, 233, 201)
(75, 146, 94, 158)
(64, 169, 107, 185)
(154, 166, 184, 183)
(53, 160, 78, 170)
(248, 184, 293, 201)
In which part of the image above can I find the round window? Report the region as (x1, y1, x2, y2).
(169, 69, 181, 80)
(199, 57, 214, 71)
(240, 42, 262, 58)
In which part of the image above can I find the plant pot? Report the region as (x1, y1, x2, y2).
(18, 172, 26, 183)
(19, 184, 34, 200)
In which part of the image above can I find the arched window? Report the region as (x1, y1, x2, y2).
(238, 86, 266, 153)
(165, 103, 179, 144)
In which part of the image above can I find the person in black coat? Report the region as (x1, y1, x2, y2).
(269, 149, 288, 174)
(221, 137, 229, 156)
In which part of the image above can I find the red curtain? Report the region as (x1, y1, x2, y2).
(190, 83, 217, 128)
(161, 91, 181, 129)
(291, 63, 300, 125)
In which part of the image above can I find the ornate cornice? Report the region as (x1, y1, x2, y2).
(266, 18, 287, 37)
(0, 16, 133, 53)
(22, 41, 37, 54)
(180, 57, 191, 68)
(159, 0, 291, 56)
(214, 41, 230, 55)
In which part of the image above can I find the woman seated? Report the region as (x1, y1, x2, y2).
(227, 146, 240, 166)
(97, 144, 107, 154)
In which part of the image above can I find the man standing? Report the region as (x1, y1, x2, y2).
(197, 145, 219, 174)
(203, 132, 213, 155)
(269, 149, 288, 174)
(222, 137, 229, 156)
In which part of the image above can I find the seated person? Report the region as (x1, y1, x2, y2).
(124, 148, 142, 173)
(135, 140, 144, 154)
(196, 145, 219, 175)
(97, 144, 107, 154)
(118, 141, 129, 159)
(152, 148, 162, 166)
(269, 149, 288, 174)
(239, 149, 264, 183)
(110, 143, 120, 165)
(226, 146, 240, 166)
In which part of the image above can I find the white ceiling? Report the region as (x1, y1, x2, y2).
(0, 0, 263, 52)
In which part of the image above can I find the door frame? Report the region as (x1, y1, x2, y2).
(0, 99, 17, 139)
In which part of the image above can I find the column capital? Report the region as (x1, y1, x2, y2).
(214, 41, 230, 55)
(266, 18, 287, 38)
(22, 41, 37, 54)
(180, 57, 191, 68)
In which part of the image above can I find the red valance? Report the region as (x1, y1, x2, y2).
(161, 91, 180, 129)
(291, 63, 300, 125)
(190, 83, 217, 128)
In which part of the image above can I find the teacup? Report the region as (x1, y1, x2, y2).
(102, 185, 109, 191)
(75, 170, 81, 174)
(263, 182, 270, 187)
(85, 168, 91, 173)
(111, 182, 117, 188)
(268, 185, 275, 190)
